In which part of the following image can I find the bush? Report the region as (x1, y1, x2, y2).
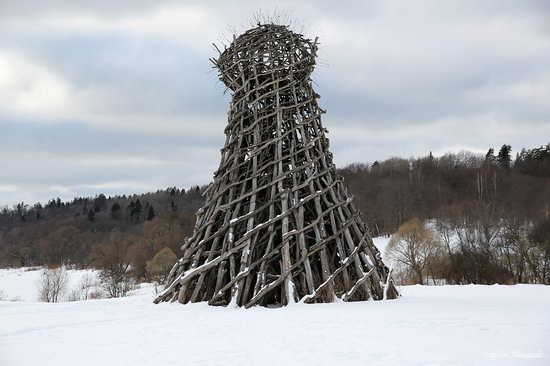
(37, 267, 69, 302)
(92, 230, 135, 298)
(146, 247, 178, 288)
(98, 270, 135, 298)
(385, 218, 443, 285)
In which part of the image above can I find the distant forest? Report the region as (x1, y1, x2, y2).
(1, 143, 549, 285)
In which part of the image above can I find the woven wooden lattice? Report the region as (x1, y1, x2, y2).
(155, 23, 398, 307)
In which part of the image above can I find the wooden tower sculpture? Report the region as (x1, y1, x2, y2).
(155, 23, 398, 307)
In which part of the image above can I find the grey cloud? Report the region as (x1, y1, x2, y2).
(1, 0, 549, 206)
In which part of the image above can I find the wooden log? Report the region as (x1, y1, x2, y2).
(155, 23, 397, 307)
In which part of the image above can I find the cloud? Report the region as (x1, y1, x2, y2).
(2, 4, 215, 48)
(328, 112, 550, 164)
(0, 50, 227, 136)
(313, 2, 550, 125)
(0, 0, 549, 205)
(0, 185, 19, 193)
(0, 51, 73, 119)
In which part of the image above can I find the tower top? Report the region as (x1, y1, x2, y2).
(216, 24, 318, 91)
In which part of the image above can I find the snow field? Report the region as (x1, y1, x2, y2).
(1, 236, 548, 366)
(1, 284, 549, 366)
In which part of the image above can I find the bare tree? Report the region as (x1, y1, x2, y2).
(37, 267, 69, 302)
(92, 230, 135, 298)
(79, 273, 96, 300)
(67, 273, 97, 301)
(386, 218, 443, 284)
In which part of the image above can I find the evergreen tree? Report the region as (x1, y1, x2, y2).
(82, 199, 88, 215)
(497, 144, 512, 169)
(93, 194, 107, 211)
(146, 205, 156, 221)
(485, 148, 495, 164)
(131, 199, 143, 221)
(87, 209, 95, 222)
(514, 144, 550, 177)
(110, 201, 121, 220)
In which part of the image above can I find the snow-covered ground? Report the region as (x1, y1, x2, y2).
(0, 267, 155, 302)
(0, 267, 102, 302)
(372, 235, 391, 259)
(1, 283, 548, 365)
(0, 236, 393, 303)
(1, 237, 548, 366)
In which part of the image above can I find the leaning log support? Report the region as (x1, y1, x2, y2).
(154, 23, 398, 307)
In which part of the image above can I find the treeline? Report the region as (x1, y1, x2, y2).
(0, 186, 206, 274)
(341, 144, 550, 284)
(1, 144, 549, 285)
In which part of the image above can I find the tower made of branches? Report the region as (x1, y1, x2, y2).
(155, 23, 398, 307)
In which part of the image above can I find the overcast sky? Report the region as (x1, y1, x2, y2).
(1, 0, 549, 206)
